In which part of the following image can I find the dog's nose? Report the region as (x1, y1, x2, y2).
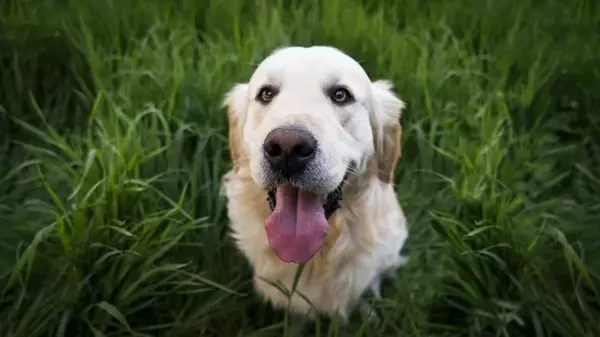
(263, 126, 317, 178)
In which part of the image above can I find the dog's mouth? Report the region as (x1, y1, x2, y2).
(266, 181, 344, 219)
(264, 174, 347, 264)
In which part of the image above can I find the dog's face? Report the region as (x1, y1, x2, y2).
(224, 46, 405, 264)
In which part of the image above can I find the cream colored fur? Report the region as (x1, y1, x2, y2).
(220, 46, 408, 321)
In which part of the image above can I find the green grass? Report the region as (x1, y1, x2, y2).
(1, 0, 599, 336)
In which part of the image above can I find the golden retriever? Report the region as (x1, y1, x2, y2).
(220, 46, 408, 324)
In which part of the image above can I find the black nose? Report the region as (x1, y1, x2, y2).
(263, 126, 317, 178)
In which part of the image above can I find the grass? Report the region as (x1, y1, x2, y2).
(1, 0, 599, 336)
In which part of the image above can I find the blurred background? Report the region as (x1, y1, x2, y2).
(1, 0, 599, 336)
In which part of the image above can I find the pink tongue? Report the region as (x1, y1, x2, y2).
(265, 186, 328, 264)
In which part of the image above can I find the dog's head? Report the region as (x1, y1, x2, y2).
(223, 46, 405, 264)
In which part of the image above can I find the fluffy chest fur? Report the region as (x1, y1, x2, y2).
(221, 168, 408, 319)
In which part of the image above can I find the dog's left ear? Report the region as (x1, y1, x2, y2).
(222, 83, 249, 172)
(369, 80, 405, 184)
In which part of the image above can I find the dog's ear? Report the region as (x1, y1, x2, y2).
(222, 83, 249, 172)
(369, 80, 405, 184)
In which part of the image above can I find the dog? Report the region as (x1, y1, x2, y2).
(220, 46, 409, 325)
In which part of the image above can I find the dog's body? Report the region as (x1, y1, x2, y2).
(221, 46, 408, 321)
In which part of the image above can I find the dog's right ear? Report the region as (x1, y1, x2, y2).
(222, 83, 249, 172)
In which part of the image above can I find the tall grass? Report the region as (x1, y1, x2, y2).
(1, 0, 599, 336)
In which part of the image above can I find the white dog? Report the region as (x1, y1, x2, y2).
(221, 46, 408, 324)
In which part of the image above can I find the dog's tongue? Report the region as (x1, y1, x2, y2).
(265, 186, 328, 264)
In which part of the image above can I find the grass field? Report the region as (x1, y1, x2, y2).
(1, 0, 600, 336)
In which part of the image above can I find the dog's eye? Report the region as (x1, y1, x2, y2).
(257, 86, 277, 103)
(330, 87, 354, 105)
